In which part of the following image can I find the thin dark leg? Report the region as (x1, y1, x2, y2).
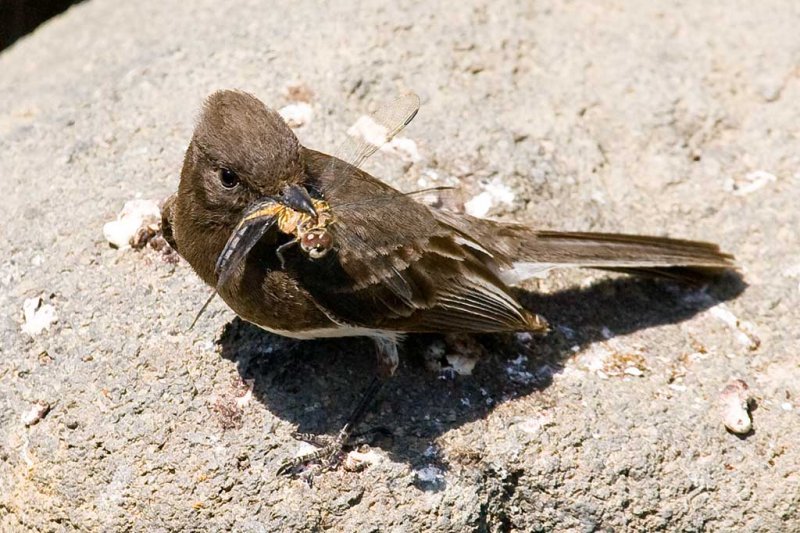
(292, 376, 384, 446)
(337, 376, 384, 439)
(277, 376, 386, 475)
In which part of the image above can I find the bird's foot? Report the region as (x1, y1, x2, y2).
(278, 375, 389, 477)
(276, 428, 352, 476)
(277, 428, 389, 476)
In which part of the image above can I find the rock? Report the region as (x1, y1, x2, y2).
(1, 0, 798, 530)
(720, 379, 754, 435)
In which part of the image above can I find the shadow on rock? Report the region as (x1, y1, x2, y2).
(217, 271, 745, 471)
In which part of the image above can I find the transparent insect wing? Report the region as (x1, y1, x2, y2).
(321, 93, 420, 196)
(336, 92, 420, 169)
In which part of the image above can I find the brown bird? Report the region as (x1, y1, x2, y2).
(162, 90, 734, 473)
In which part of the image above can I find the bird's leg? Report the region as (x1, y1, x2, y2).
(277, 336, 398, 475)
(276, 378, 385, 475)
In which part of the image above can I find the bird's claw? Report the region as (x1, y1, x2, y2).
(276, 437, 347, 477)
(277, 428, 391, 476)
(291, 431, 338, 448)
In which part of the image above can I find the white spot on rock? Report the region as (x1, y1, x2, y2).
(381, 136, 421, 163)
(464, 178, 516, 217)
(515, 332, 533, 344)
(506, 354, 536, 384)
(464, 192, 494, 217)
(346, 448, 383, 466)
(348, 115, 390, 147)
(235, 379, 255, 408)
(414, 465, 445, 484)
(21, 297, 58, 336)
(708, 303, 760, 350)
(446, 354, 477, 376)
(724, 170, 776, 196)
(346, 115, 421, 163)
(292, 441, 319, 458)
(278, 102, 313, 128)
(22, 401, 50, 426)
(103, 199, 161, 250)
(516, 414, 552, 435)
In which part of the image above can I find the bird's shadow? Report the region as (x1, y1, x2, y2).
(217, 272, 745, 478)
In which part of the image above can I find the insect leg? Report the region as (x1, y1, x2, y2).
(276, 239, 298, 269)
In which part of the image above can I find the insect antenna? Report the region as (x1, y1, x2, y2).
(328, 185, 456, 211)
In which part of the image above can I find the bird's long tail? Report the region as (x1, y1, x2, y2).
(436, 212, 735, 285)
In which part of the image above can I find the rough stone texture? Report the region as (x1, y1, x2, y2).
(1, 1, 798, 531)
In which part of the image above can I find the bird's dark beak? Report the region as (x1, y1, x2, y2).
(215, 185, 317, 289)
(279, 183, 317, 221)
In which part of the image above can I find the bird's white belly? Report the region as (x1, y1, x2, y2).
(251, 323, 398, 341)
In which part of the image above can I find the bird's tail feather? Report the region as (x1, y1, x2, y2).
(435, 212, 734, 285)
(524, 230, 733, 267)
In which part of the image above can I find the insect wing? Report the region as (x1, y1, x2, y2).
(336, 92, 420, 169)
(320, 93, 420, 197)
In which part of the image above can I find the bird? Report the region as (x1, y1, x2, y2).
(161, 89, 734, 474)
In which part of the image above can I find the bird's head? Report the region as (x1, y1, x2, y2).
(173, 90, 318, 285)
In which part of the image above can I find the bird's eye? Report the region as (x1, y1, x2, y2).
(219, 168, 239, 189)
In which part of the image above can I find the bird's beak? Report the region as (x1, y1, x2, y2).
(214, 184, 318, 289)
(279, 183, 318, 222)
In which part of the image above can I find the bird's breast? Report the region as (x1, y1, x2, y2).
(218, 267, 337, 333)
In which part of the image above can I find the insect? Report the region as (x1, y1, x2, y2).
(215, 195, 334, 281)
(262, 197, 335, 265)
(277, 198, 334, 260)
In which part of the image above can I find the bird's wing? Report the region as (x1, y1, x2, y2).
(293, 156, 545, 333)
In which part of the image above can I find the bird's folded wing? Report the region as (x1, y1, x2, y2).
(292, 193, 544, 333)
